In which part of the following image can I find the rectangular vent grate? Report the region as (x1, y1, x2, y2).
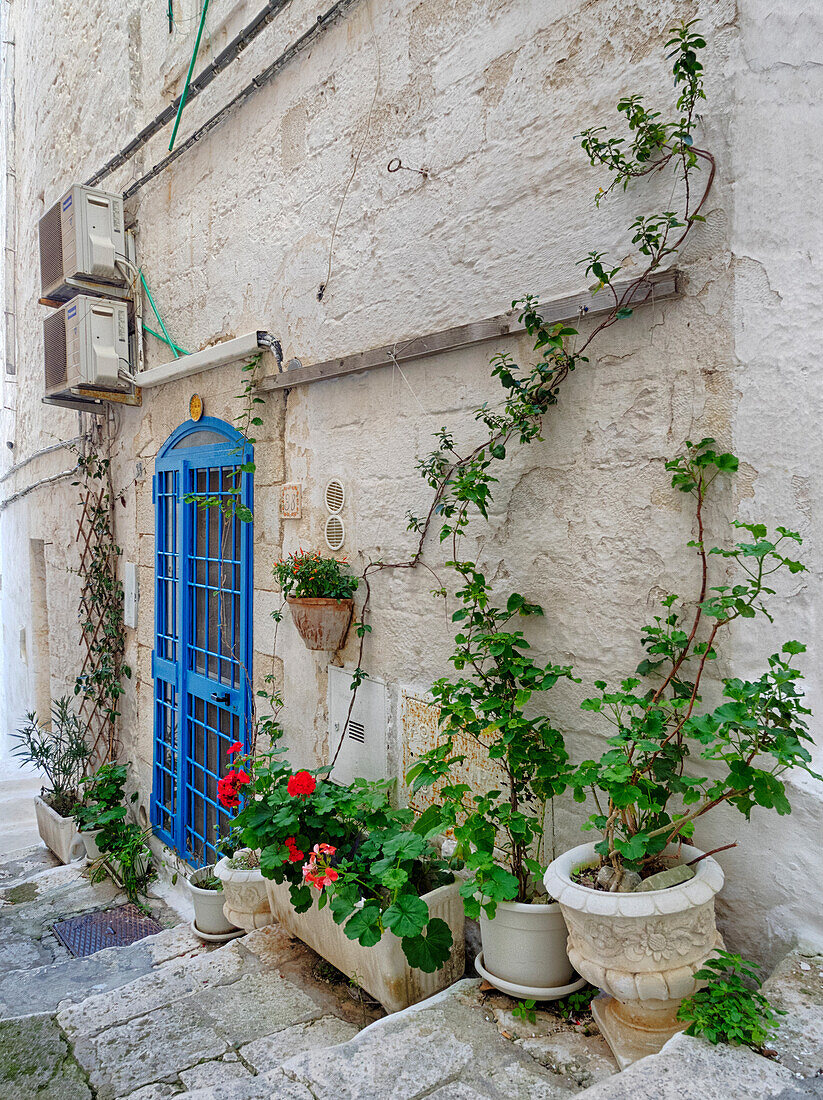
(348, 720, 366, 743)
(43, 310, 67, 391)
(51, 903, 163, 958)
(39, 200, 64, 296)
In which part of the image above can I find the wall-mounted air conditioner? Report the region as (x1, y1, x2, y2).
(43, 295, 130, 399)
(39, 185, 126, 302)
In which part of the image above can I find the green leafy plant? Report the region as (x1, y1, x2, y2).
(72, 440, 132, 747)
(677, 951, 785, 1048)
(108, 825, 154, 904)
(272, 551, 359, 600)
(571, 439, 818, 884)
(555, 987, 598, 1020)
(13, 698, 91, 816)
(73, 762, 136, 839)
(225, 730, 455, 974)
(511, 999, 537, 1025)
(407, 564, 576, 916)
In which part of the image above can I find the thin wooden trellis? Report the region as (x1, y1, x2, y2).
(74, 417, 122, 768)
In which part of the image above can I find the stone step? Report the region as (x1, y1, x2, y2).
(59, 927, 368, 1100)
(761, 946, 823, 1078)
(280, 978, 617, 1100)
(0, 842, 60, 889)
(0, 921, 204, 1019)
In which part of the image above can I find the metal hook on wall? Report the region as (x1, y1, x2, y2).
(387, 158, 430, 180)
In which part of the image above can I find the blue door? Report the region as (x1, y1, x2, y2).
(151, 417, 253, 865)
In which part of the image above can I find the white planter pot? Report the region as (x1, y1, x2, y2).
(265, 878, 465, 1014)
(33, 795, 85, 864)
(214, 856, 274, 933)
(478, 898, 579, 998)
(82, 828, 103, 862)
(188, 865, 240, 937)
(544, 842, 724, 1068)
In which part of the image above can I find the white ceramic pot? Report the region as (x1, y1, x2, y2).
(544, 842, 724, 1068)
(188, 865, 240, 937)
(82, 828, 103, 862)
(34, 795, 85, 864)
(478, 898, 577, 997)
(214, 855, 274, 933)
(265, 877, 465, 1014)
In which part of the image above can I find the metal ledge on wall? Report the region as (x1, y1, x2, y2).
(259, 271, 679, 392)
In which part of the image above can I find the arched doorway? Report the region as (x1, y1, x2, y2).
(150, 416, 253, 865)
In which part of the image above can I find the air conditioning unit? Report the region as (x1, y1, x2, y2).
(39, 185, 126, 302)
(43, 295, 130, 399)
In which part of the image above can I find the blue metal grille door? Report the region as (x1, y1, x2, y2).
(151, 418, 253, 866)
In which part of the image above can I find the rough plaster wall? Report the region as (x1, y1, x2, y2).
(2, 0, 822, 967)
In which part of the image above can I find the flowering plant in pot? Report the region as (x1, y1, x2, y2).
(272, 550, 358, 651)
(407, 562, 580, 1000)
(13, 698, 91, 863)
(223, 722, 465, 1010)
(213, 765, 276, 933)
(545, 438, 819, 1067)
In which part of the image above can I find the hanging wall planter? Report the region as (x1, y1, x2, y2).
(286, 596, 353, 651)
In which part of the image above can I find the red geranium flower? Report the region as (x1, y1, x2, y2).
(287, 771, 317, 798)
(285, 836, 304, 863)
(227, 741, 243, 755)
(217, 768, 251, 809)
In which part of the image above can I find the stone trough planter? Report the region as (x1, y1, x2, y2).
(544, 842, 725, 1068)
(214, 855, 275, 933)
(34, 795, 85, 864)
(265, 877, 466, 1013)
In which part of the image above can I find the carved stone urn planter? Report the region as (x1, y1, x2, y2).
(286, 596, 353, 651)
(214, 854, 275, 933)
(34, 795, 85, 864)
(544, 842, 724, 1069)
(265, 877, 465, 1013)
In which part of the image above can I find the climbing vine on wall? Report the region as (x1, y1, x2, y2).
(328, 19, 717, 765)
(73, 419, 131, 765)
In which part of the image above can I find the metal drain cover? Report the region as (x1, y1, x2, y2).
(52, 903, 164, 957)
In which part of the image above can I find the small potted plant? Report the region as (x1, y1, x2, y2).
(408, 565, 582, 1000)
(545, 439, 820, 1067)
(213, 816, 275, 933)
(273, 550, 358, 650)
(73, 761, 133, 862)
(187, 864, 241, 940)
(224, 709, 464, 1013)
(13, 698, 90, 863)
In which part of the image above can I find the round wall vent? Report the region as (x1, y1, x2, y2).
(324, 514, 345, 551)
(325, 478, 345, 514)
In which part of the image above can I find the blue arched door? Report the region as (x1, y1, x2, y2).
(150, 417, 253, 865)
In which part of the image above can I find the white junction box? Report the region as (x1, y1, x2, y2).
(39, 185, 126, 302)
(328, 665, 388, 786)
(43, 295, 130, 398)
(123, 562, 138, 629)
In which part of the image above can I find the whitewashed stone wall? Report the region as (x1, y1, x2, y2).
(1, 0, 821, 965)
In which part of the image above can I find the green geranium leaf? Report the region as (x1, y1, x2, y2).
(383, 894, 429, 937)
(401, 918, 453, 972)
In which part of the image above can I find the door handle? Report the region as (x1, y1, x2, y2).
(211, 692, 230, 704)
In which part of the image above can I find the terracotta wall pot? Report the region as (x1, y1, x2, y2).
(188, 865, 240, 936)
(34, 795, 85, 864)
(265, 877, 465, 1014)
(479, 899, 576, 995)
(287, 597, 353, 651)
(544, 842, 724, 1067)
(214, 856, 275, 933)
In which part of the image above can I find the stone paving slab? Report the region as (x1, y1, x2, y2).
(0, 1013, 92, 1099)
(762, 948, 823, 1077)
(0, 843, 60, 888)
(239, 1014, 359, 1076)
(58, 940, 248, 1038)
(195, 971, 322, 1046)
(281, 979, 581, 1100)
(574, 1032, 820, 1099)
